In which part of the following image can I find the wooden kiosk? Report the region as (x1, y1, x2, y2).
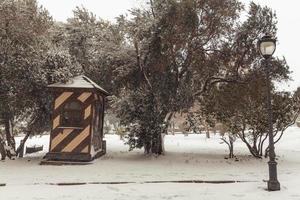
(44, 75, 109, 162)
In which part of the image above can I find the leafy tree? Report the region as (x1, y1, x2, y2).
(190, 70, 299, 158)
(0, 0, 81, 159)
(63, 7, 135, 94)
(117, 87, 167, 154)
(0, 0, 52, 157)
(187, 2, 297, 159)
(117, 0, 286, 155)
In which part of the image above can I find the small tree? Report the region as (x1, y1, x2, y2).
(220, 133, 237, 159)
(191, 71, 299, 158)
(186, 1, 294, 158)
(117, 88, 167, 154)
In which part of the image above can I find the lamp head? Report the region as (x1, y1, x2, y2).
(258, 34, 276, 59)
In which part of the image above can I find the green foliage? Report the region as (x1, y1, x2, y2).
(116, 0, 285, 155)
(118, 88, 166, 154)
(183, 1, 293, 158)
(63, 7, 135, 94)
(0, 0, 81, 158)
(190, 71, 299, 158)
(0, 0, 52, 131)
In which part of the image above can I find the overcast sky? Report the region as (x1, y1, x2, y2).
(37, 0, 300, 91)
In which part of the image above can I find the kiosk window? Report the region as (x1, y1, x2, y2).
(61, 101, 83, 127)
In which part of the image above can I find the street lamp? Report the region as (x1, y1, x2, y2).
(258, 34, 280, 191)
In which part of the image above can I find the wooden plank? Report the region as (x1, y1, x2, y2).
(52, 115, 60, 129)
(84, 105, 92, 119)
(54, 92, 73, 109)
(62, 126, 90, 153)
(40, 160, 93, 166)
(78, 92, 92, 103)
(72, 137, 90, 153)
(51, 129, 73, 151)
(81, 145, 89, 153)
(44, 152, 92, 162)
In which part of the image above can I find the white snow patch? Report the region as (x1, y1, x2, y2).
(0, 127, 299, 200)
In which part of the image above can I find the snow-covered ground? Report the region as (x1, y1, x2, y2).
(0, 127, 300, 200)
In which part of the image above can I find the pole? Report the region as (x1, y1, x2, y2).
(265, 60, 280, 191)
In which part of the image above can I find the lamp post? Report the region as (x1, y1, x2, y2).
(258, 34, 280, 191)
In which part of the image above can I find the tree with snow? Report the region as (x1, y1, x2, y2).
(0, 0, 81, 159)
(190, 69, 299, 158)
(61, 7, 135, 94)
(116, 0, 290, 155)
(187, 3, 298, 159)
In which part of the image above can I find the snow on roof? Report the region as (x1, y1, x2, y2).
(48, 75, 109, 95)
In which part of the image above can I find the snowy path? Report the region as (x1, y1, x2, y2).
(0, 127, 299, 200)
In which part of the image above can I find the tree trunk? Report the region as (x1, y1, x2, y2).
(4, 117, 15, 151)
(0, 137, 6, 160)
(206, 130, 210, 139)
(18, 140, 24, 158)
(222, 136, 234, 159)
(204, 122, 210, 138)
(251, 144, 261, 158)
(149, 112, 172, 155)
(144, 141, 151, 154)
(229, 139, 234, 158)
(171, 121, 175, 135)
(151, 132, 163, 155)
(16, 131, 31, 157)
(239, 133, 262, 158)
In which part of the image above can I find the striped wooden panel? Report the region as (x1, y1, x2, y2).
(84, 105, 92, 120)
(78, 92, 92, 103)
(62, 126, 90, 153)
(52, 92, 90, 120)
(50, 92, 95, 155)
(81, 145, 89, 153)
(52, 115, 60, 129)
(51, 129, 73, 151)
(54, 92, 73, 109)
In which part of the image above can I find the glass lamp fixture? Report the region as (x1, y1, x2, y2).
(258, 34, 276, 59)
